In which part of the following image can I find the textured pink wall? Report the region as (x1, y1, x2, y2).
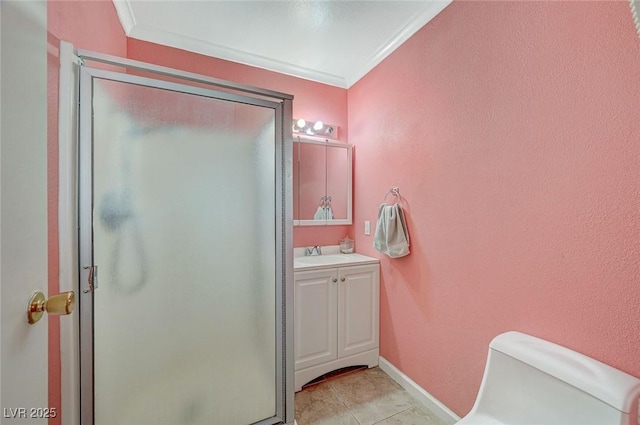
(348, 1, 640, 416)
(47, 2, 127, 423)
(127, 39, 353, 247)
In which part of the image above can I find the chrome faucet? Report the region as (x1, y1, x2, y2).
(304, 246, 322, 256)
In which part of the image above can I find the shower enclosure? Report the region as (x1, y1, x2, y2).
(76, 51, 293, 425)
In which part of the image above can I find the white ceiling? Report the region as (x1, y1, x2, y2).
(112, 1, 451, 88)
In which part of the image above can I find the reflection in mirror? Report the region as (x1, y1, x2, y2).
(298, 142, 326, 220)
(631, 0, 640, 37)
(326, 144, 348, 220)
(292, 142, 299, 220)
(293, 137, 352, 226)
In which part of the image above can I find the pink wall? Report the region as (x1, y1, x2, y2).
(349, 1, 640, 416)
(47, 1, 127, 423)
(126, 39, 353, 247)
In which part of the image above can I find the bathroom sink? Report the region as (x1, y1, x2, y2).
(293, 253, 379, 270)
(295, 255, 353, 266)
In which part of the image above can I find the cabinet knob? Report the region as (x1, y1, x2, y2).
(341, 277, 346, 282)
(332, 278, 338, 283)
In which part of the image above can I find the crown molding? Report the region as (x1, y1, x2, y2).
(345, 0, 452, 87)
(111, 0, 451, 89)
(112, 0, 136, 35)
(127, 24, 349, 88)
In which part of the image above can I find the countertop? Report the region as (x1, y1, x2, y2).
(294, 251, 379, 271)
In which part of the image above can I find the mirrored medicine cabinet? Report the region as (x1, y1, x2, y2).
(293, 137, 352, 226)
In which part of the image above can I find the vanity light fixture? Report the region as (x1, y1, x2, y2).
(293, 118, 338, 139)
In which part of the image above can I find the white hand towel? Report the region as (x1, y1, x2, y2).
(313, 206, 334, 220)
(313, 206, 325, 220)
(373, 203, 410, 258)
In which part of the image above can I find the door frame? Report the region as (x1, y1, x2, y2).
(58, 40, 81, 425)
(58, 42, 295, 425)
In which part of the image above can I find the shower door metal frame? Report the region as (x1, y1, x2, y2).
(76, 50, 294, 425)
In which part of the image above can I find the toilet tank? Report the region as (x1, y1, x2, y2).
(466, 331, 640, 425)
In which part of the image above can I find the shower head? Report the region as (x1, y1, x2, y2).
(99, 191, 133, 232)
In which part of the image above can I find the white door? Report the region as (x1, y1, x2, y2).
(294, 269, 338, 370)
(338, 265, 380, 358)
(78, 63, 292, 425)
(0, 1, 52, 424)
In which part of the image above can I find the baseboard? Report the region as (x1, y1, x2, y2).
(378, 356, 460, 424)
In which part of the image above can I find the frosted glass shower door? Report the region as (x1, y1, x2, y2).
(79, 67, 287, 425)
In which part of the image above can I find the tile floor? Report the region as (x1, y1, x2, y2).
(295, 367, 450, 425)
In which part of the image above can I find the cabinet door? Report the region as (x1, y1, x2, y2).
(338, 265, 380, 358)
(294, 269, 338, 370)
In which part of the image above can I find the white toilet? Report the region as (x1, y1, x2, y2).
(457, 331, 640, 425)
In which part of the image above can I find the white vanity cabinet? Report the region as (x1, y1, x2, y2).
(293, 255, 379, 391)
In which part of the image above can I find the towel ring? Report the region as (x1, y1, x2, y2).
(383, 187, 401, 204)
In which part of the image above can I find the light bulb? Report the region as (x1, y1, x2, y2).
(313, 121, 324, 131)
(296, 119, 306, 128)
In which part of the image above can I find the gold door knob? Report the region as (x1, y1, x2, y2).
(27, 291, 75, 324)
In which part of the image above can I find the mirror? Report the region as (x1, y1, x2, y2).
(631, 0, 640, 37)
(293, 137, 352, 226)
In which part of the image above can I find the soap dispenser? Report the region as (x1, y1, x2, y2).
(339, 236, 354, 254)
